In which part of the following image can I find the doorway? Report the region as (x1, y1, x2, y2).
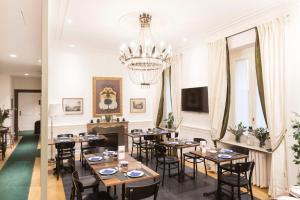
(14, 90, 41, 138)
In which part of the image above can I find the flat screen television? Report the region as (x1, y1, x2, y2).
(181, 87, 209, 113)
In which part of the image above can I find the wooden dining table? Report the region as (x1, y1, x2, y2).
(160, 140, 200, 178)
(126, 128, 170, 161)
(190, 150, 248, 197)
(84, 152, 160, 200)
(48, 135, 107, 145)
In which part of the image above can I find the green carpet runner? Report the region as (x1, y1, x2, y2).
(0, 131, 40, 200)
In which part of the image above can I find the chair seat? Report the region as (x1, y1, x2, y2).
(83, 191, 113, 200)
(158, 156, 179, 164)
(220, 163, 236, 171)
(56, 154, 74, 160)
(220, 174, 249, 186)
(79, 175, 99, 188)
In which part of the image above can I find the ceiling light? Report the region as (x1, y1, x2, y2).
(24, 73, 29, 76)
(66, 19, 73, 24)
(119, 13, 171, 87)
(9, 54, 17, 58)
(68, 44, 75, 48)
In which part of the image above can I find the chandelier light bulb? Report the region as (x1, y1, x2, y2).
(120, 43, 127, 51)
(160, 41, 165, 47)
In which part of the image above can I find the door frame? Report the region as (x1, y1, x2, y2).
(14, 89, 41, 139)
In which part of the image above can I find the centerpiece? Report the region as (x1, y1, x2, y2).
(227, 122, 247, 143)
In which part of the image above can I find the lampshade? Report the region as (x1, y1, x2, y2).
(48, 104, 63, 117)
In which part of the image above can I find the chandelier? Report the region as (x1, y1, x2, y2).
(119, 13, 171, 87)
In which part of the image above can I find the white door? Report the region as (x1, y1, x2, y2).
(18, 92, 41, 131)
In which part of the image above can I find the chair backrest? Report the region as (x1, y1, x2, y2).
(72, 171, 84, 200)
(231, 145, 249, 155)
(155, 144, 166, 158)
(57, 133, 73, 138)
(55, 141, 75, 157)
(235, 161, 255, 183)
(194, 138, 207, 143)
(78, 132, 86, 137)
(88, 138, 106, 147)
(144, 135, 157, 141)
(126, 180, 160, 200)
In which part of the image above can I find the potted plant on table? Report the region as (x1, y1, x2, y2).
(105, 115, 112, 122)
(253, 127, 270, 148)
(227, 122, 247, 142)
(0, 108, 9, 128)
(166, 112, 174, 129)
(291, 113, 300, 183)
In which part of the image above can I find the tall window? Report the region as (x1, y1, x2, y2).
(231, 46, 266, 128)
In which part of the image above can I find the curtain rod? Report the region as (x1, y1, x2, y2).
(225, 27, 256, 39)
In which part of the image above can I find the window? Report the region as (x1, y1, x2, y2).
(231, 46, 266, 128)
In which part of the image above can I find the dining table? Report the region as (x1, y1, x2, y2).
(125, 128, 170, 161)
(160, 140, 200, 180)
(190, 149, 248, 197)
(83, 152, 160, 200)
(48, 134, 107, 145)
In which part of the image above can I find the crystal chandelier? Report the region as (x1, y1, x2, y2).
(119, 13, 171, 87)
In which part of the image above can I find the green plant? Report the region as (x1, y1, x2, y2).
(166, 112, 174, 129)
(253, 127, 270, 147)
(227, 122, 247, 142)
(105, 115, 112, 122)
(0, 108, 9, 127)
(292, 114, 300, 166)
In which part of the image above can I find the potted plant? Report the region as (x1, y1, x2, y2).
(0, 108, 9, 128)
(253, 127, 270, 147)
(105, 115, 112, 122)
(292, 113, 300, 183)
(227, 122, 247, 142)
(166, 112, 174, 129)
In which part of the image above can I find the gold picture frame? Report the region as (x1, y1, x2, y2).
(93, 77, 123, 117)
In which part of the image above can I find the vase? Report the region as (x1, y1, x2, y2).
(167, 122, 173, 129)
(259, 140, 265, 148)
(235, 135, 241, 143)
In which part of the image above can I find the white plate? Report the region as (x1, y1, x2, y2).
(104, 151, 117, 156)
(99, 168, 118, 175)
(220, 149, 233, 153)
(127, 170, 145, 178)
(169, 141, 179, 145)
(88, 156, 103, 162)
(218, 154, 232, 159)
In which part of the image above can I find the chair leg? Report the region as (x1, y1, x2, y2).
(249, 184, 254, 200)
(193, 159, 196, 179)
(56, 159, 59, 180)
(70, 184, 75, 200)
(231, 186, 234, 199)
(162, 163, 166, 186)
(131, 143, 134, 156)
(155, 161, 158, 172)
(168, 163, 171, 177)
(177, 162, 180, 182)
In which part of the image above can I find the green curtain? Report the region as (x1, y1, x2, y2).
(155, 70, 165, 127)
(219, 39, 231, 141)
(255, 27, 268, 127)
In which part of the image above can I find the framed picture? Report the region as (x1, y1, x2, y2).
(62, 98, 84, 115)
(130, 98, 146, 113)
(93, 77, 123, 117)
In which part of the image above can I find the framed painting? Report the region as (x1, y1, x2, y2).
(93, 77, 123, 116)
(130, 98, 146, 113)
(62, 98, 84, 115)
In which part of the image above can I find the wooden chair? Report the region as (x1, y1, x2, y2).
(218, 161, 255, 200)
(141, 135, 156, 165)
(130, 129, 145, 158)
(72, 171, 112, 200)
(155, 144, 180, 186)
(57, 133, 74, 138)
(79, 132, 97, 166)
(70, 170, 99, 200)
(125, 180, 160, 200)
(183, 138, 208, 179)
(55, 141, 75, 180)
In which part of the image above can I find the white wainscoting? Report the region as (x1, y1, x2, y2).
(180, 124, 212, 145)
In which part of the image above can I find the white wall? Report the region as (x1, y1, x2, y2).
(180, 44, 211, 134)
(0, 74, 12, 127)
(48, 45, 160, 135)
(12, 77, 41, 90)
(285, 6, 300, 186)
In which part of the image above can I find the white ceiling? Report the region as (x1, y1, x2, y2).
(50, 0, 296, 52)
(0, 0, 41, 77)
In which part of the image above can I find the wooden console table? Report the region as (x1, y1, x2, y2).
(86, 121, 129, 151)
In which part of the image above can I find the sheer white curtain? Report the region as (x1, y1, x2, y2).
(170, 54, 182, 130)
(257, 16, 288, 198)
(208, 39, 228, 140)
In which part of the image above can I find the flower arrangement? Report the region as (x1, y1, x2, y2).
(253, 127, 270, 147)
(0, 108, 9, 127)
(292, 113, 300, 164)
(227, 122, 247, 142)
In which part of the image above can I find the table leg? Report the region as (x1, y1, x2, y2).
(139, 137, 142, 161)
(122, 183, 125, 200)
